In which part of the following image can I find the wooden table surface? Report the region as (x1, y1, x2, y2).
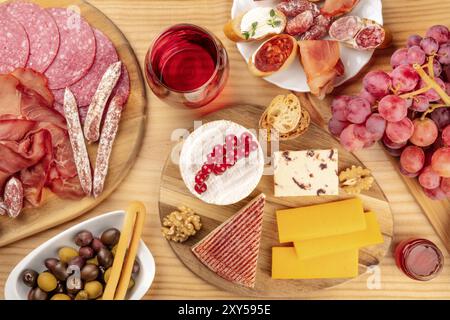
(1, 0, 449, 300)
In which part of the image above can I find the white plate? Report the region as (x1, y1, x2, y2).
(5, 211, 155, 300)
(231, 0, 383, 92)
(179, 120, 264, 206)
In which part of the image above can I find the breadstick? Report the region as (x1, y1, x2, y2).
(102, 204, 137, 300)
(115, 201, 146, 300)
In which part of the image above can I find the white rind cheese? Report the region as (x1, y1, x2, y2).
(240, 7, 284, 40)
(274, 149, 339, 197)
(179, 120, 264, 206)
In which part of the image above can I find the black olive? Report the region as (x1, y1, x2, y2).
(79, 246, 95, 259)
(91, 238, 105, 253)
(100, 228, 120, 247)
(52, 281, 66, 294)
(68, 256, 86, 270)
(132, 260, 140, 274)
(81, 264, 99, 282)
(28, 287, 48, 300)
(97, 248, 113, 268)
(53, 262, 69, 281)
(22, 269, 38, 288)
(74, 230, 94, 247)
(44, 258, 59, 272)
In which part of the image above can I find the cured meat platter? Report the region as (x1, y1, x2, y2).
(0, 0, 146, 247)
(158, 104, 393, 297)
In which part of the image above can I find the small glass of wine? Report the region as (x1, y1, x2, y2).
(145, 24, 229, 108)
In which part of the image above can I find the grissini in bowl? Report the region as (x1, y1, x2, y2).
(224, 7, 287, 42)
(5, 210, 155, 300)
(248, 34, 298, 77)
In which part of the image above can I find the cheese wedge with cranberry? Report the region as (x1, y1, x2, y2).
(276, 198, 366, 243)
(191, 194, 266, 288)
(272, 247, 359, 279)
(294, 211, 384, 259)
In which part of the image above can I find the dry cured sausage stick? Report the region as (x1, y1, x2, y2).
(63, 88, 92, 196)
(84, 61, 122, 143)
(93, 96, 123, 198)
(4, 177, 24, 218)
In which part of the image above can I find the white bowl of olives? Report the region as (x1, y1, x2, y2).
(4, 211, 156, 300)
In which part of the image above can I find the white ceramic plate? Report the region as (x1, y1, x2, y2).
(231, 0, 383, 92)
(179, 120, 264, 206)
(5, 211, 155, 300)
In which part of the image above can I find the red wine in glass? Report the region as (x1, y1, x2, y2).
(145, 24, 229, 108)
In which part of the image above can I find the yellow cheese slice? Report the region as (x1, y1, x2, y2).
(272, 247, 359, 279)
(276, 198, 366, 243)
(294, 212, 384, 259)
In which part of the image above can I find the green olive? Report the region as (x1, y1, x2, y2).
(128, 277, 135, 290)
(103, 268, 111, 283)
(84, 281, 103, 300)
(86, 256, 98, 266)
(81, 264, 99, 282)
(100, 228, 120, 247)
(37, 272, 57, 292)
(75, 290, 89, 300)
(51, 293, 71, 300)
(111, 245, 118, 257)
(28, 287, 48, 300)
(58, 247, 79, 264)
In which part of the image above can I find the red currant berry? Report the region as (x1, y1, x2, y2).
(213, 164, 227, 175)
(195, 172, 208, 185)
(212, 145, 223, 158)
(194, 183, 207, 194)
(201, 164, 213, 175)
(206, 153, 216, 164)
(250, 141, 259, 152)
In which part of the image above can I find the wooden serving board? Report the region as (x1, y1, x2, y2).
(159, 104, 393, 297)
(298, 93, 450, 254)
(0, 0, 147, 247)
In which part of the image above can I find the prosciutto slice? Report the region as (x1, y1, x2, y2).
(298, 40, 345, 99)
(321, 0, 360, 17)
(0, 68, 84, 207)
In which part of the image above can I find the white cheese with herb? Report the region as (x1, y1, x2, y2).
(240, 7, 284, 40)
(274, 149, 339, 197)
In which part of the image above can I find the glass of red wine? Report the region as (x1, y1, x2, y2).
(145, 24, 229, 108)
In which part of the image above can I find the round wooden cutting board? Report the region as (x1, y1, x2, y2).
(0, 0, 147, 247)
(159, 104, 394, 297)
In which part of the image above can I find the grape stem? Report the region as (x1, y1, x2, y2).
(412, 63, 450, 105)
(421, 103, 447, 120)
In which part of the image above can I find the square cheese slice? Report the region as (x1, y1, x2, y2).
(293, 211, 384, 259)
(276, 198, 366, 243)
(274, 149, 339, 197)
(272, 247, 359, 280)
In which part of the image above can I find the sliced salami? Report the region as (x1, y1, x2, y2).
(329, 16, 362, 41)
(355, 25, 385, 50)
(113, 64, 130, 106)
(6, 1, 60, 73)
(0, 17, 29, 74)
(44, 8, 96, 89)
(299, 14, 331, 40)
(53, 29, 119, 106)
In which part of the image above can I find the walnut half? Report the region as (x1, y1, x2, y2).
(339, 166, 374, 195)
(161, 206, 202, 243)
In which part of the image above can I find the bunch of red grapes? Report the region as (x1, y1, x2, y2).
(329, 25, 450, 200)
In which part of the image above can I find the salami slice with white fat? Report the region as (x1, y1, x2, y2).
(53, 29, 119, 106)
(93, 96, 123, 198)
(84, 61, 122, 143)
(6, 1, 60, 73)
(355, 25, 385, 50)
(329, 16, 363, 41)
(63, 88, 92, 195)
(0, 17, 29, 74)
(300, 14, 331, 40)
(3, 177, 24, 218)
(113, 64, 130, 106)
(45, 8, 96, 89)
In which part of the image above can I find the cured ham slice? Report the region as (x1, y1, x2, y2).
(321, 0, 360, 17)
(298, 40, 345, 99)
(192, 194, 266, 288)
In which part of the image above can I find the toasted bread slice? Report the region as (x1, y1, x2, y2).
(248, 34, 298, 77)
(260, 107, 311, 141)
(224, 7, 287, 42)
(267, 94, 302, 134)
